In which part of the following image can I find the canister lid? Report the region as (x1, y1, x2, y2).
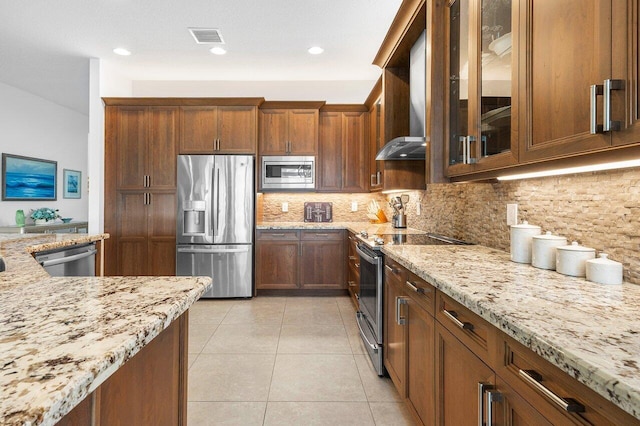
(510, 220, 541, 230)
(557, 241, 596, 252)
(532, 231, 566, 241)
(586, 253, 622, 266)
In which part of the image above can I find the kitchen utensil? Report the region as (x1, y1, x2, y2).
(510, 221, 541, 263)
(556, 242, 596, 277)
(531, 232, 567, 270)
(586, 253, 623, 285)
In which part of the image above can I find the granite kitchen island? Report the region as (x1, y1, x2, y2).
(0, 233, 211, 426)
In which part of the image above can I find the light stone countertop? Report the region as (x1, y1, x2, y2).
(0, 233, 212, 426)
(256, 221, 426, 235)
(382, 244, 640, 420)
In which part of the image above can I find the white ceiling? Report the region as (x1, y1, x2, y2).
(0, 0, 403, 115)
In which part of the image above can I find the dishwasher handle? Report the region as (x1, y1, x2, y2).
(39, 248, 97, 268)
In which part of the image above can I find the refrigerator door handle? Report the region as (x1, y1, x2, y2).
(177, 246, 251, 254)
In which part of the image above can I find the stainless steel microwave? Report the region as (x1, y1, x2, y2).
(261, 156, 315, 191)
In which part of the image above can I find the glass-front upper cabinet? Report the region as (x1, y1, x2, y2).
(447, 0, 519, 175)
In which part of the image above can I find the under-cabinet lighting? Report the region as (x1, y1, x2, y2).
(497, 159, 640, 181)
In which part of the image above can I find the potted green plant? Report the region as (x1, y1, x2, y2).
(30, 207, 61, 225)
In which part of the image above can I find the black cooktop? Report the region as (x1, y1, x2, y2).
(357, 232, 473, 250)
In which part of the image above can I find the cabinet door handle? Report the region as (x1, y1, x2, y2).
(478, 383, 501, 426)
(270, 233, 286, 237)
(467, 136, 476, 164)
(396, 296, 408, 325)
(349, 256, 357, 260)
(590, 84, 604, 134)
(147, 193, 151, 205)
(603, 79, 624, 132)
(487, 390, 502, 426)
(405, 280, 428, 294)
(518, 369, 585, 413)
(478, 382, 488, 426)
(354, 263, 360, 268)
(442, 309, 474, 331)
(348, 281, 356, 287)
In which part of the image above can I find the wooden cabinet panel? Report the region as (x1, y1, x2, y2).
(259, 109, 289, 155)
(384, 272, 408, 398)
(115, 107, 147, 190)
(289, 109, 319, 155)
(149, 107, 179, 189)
(346, 232, 360, 306)
(406, 296, 435, 426)
(435, 322, 495, 425)
(300, 239, 345, 289)
(521, 1, 612, 162)
(342, 111, 368, 192)
(256, 239, 299, 289)
(217, 106, 257, 153)
(259, 109, 319, 155)
(118, 237, 148, 276)
(318, 111, 343, 191)
(318, 109, 368, 193)
(180, 106, 217, 154)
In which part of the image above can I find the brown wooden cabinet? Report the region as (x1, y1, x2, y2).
(300, 230, 345, 289)
(59, 312, 188, 426)
(444, 0, 519, 177)
(259, 102, 323, 155)
(383, 257, 436, 426)
(256, 229, 345, 292)
(346, 231, 360, 307)
(105, 103, 178, 276)
(317, 106, 369, 192)
(180, 105, 257, 154)
(365, 79, 384, 191)
(435, 322, 496, 425)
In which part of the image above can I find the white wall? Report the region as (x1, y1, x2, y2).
(0, 81, 89, 226)
(132, 80, 377, 103)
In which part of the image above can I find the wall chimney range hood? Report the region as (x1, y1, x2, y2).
(376, 30, 427, 161)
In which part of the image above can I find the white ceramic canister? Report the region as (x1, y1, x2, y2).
(556, 242, 596, 277)
(586, 253, 623, 285)
(510, 221, 541, 263)
(531, 232, 567, 270)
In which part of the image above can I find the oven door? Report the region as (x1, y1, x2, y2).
(356, 243, 383, 340)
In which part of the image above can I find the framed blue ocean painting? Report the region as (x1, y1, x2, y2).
(63, 169, 81, 199)
(2, 154, 57, 201)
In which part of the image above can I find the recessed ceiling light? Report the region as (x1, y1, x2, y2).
(113, 48, 131, 56)
(308, 46, 324, 55)
(210, 47, 227, 55)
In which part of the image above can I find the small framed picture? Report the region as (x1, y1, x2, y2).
(63, 169, 81, 199)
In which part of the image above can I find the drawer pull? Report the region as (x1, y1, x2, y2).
(405, 280, 430, 294)
(384, 264, 398, 274)
(354, 263, 360, 268)
(270, 233, 286, 237)
(518, 369, 585, 413)
(442, 309, 474, 331)
(314, 233, 329, 237)
(348, 281, 356, 287)
(349, 256, 357, 261)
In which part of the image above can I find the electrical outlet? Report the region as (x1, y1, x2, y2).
(506, 204, 518, 226)
(416, 203, 421, 216)
(351, 201, 358, 212)
(282, 202, 288, 212)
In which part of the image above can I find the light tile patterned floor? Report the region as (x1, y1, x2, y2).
(187, 296, 415, 425)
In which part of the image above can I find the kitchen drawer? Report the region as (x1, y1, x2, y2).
(404, 271, 435, 316)
(301, 230, 344, 241)
(384, 257, 408, 284)
(498, 334, 640, 426)
(257, 230, 300, 241)
(435, 291, 497, 366)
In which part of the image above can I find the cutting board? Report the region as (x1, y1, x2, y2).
(304, 202, 333, 222)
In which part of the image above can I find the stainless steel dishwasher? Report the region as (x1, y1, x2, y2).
(34, 243, 97, 276)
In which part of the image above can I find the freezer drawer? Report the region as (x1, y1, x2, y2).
(176, 244, 253, 298)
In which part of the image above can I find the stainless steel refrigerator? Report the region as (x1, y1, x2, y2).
(176, 155, 254, 298)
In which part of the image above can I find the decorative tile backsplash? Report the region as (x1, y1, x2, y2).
(260, 167, 640, 284)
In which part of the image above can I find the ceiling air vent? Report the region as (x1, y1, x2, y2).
(188, 28, 224, 44)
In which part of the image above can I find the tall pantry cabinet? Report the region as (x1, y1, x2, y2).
(104, 103, 178, 276)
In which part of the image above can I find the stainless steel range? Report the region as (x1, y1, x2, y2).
(354, 231, 472, 375)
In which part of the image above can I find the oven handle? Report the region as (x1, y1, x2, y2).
(356, 313, 379, 352)
(356, 244, 380, 265)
